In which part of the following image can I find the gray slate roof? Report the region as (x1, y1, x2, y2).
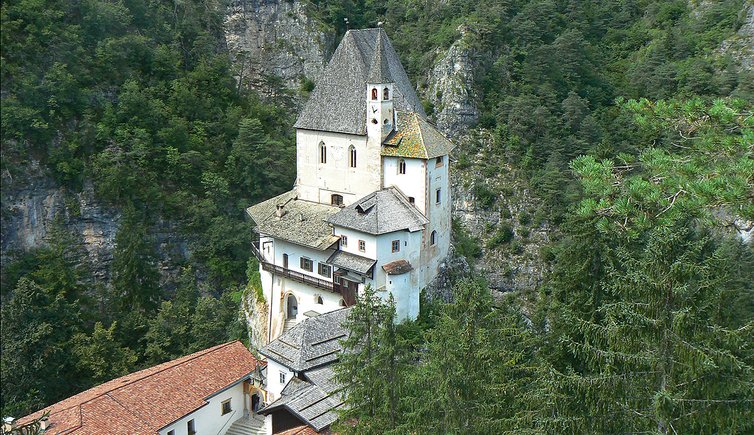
(327, 250, 376, 275)
(367, 30, 392, 84)
(260, 308, 352, 372)
(260, 367, 344, 432)
(246, 190, 340, 250)
(294, 28, 426, 135)
(326, 187, 428, 235)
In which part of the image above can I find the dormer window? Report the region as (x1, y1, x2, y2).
(319, 141, 326, 164)
(398, 159, 406, 174)
(383, 87, 390, 100)
(371, 88, 378, 100)
(349, 145, 356, 168)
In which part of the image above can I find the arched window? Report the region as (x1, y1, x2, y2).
(371, 118, 378, 124)
(383, 87, 390, 100)
(349, 145, 356, 168)
(319, 141, 326, 164)
(316, 295, 324, 305)
(430, 230, 437, 246)
(371, 88, 378, 100)
(398, 159, 406, 174)
(331, 194, 343, 206)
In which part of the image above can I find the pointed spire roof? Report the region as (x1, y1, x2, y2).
(367, 29, 393, 84)
(294, 28, 425, 135)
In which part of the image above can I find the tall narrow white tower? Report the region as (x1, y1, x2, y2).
(366, 31, 395, 145)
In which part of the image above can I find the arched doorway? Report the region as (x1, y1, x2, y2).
(251, 393, 261, 412)
(286, 294, 298, 319)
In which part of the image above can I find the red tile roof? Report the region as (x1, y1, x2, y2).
(18, 341, 261, 434)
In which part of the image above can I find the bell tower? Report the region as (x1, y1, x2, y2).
(366, 30, 395, 143)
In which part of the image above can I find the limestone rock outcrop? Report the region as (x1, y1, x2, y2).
(224, 0, 334, 93)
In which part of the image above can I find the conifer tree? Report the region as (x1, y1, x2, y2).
(335, 286, 409, 434)
(542, 99, 754, 433)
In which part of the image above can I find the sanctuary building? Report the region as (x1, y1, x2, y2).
(247, 28, 454, 341)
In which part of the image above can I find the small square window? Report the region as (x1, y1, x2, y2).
(280, 371, 286, 384)
(358, 240, 366, 252)
(187, 419, 196, 435)
(408, 197, 415, 204)
(221, 399, 232, 415)
(391, 240, 400, 253)
(318, 263, 332, 277)
(341, 236, 348, 248)
(435, 156, 444, 167)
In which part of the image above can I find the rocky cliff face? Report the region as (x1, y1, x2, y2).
(424, 28, 480, 137)
(718, 3, 754, 71)
(224, 0, 334, 93)
(1, 161, 189, 289)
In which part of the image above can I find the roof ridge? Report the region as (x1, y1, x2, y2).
(36, 341, 241, 421)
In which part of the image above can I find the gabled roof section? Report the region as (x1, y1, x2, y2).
(294, 28, 425, 135)
(327, 250, 376, 275)
(326, 187, 428, 235)
(18, 342, 260, 435)
(260, 367, 344, 432)
(382, 259, 414, 275)
(246, 190, 340, 251)
(382, 111, 456, 159)
(261, 308, 352, 372)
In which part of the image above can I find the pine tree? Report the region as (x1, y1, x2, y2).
(111, 205, 160, 313)
(542, 98, 754, 433)
(335, 286, 409, 434)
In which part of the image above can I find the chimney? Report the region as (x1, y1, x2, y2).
(275, 204, 286, 219)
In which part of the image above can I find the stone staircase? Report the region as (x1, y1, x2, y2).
(225, 414, 267, 435)
(283, 319, 297, 333)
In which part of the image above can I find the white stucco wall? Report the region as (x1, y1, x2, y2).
(420, 156, 451, 286)
(332, 227, 377, 259)
(158, 381, 246, 435)
(296, 129, 379, 206)
(382, 157, 427, 215)
(265, 360, 295, 402)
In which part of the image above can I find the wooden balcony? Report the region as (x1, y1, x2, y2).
(260, 261, 334, 292)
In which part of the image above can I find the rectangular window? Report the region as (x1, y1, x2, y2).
(408, 197, 415, 204)
(187, 420, 196, 435)
(436, 188, 441, 204)
(334, 275, 341, 285)
(340, 236, 348, 248)
(221, 399, 232, 415)
(168, 431, 175, 435)
(435, 156, 444, 167)
(398, 159, 406, 174)
(280, 371, 286, 384)
(300, 257, 313, 272)
(358, 240, 366, 252)
(318, 263, 332, 277)
(392, 240, 400, 253)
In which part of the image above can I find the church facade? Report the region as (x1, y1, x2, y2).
(247, 28, 454, 341)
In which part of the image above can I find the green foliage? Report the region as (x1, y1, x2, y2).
(451, 217, 482, 260)
(71, 322, 138, 385)
(539, 99, 754, 433)
(112, 207, 161, 313)
(487, 222, 514, 249)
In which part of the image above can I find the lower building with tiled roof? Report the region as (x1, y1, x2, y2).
(15, 341, 267, 435)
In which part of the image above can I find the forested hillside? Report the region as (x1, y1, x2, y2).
(2, 0, 752, 427)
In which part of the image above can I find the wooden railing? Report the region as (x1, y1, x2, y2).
(260, 262, 334, 292)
